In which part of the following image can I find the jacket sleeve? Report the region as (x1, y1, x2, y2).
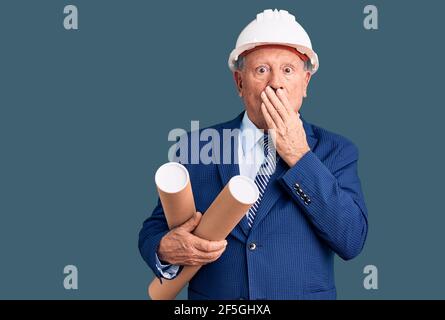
(138, 198, 183, 280)
(278, 142, 368, 260)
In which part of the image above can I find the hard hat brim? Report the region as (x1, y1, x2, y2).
(228, 42, 319, 74)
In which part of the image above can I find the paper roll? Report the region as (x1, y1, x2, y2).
(155, 162, 196, 229)
(148, 175, 259, 300)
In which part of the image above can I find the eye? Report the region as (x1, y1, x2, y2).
(283, 66, 294, 75)
(255, 66, 269, 74)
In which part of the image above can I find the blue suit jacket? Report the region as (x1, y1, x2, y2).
(139, 112, 368, 300)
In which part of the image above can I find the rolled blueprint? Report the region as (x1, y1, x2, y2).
(155, 162, 196, 229)
(148, 175, 259, 300)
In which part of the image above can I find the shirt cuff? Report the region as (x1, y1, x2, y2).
(155, 253, 180, 280)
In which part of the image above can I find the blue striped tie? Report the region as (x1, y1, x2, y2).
(247, 134, 278, 228)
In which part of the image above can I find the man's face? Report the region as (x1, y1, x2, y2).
(234, 46, 311, 129)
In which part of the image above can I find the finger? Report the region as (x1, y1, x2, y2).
(276, 88, 293, 114)
(193, 237, 227, 252)
(181, 246, 225, 265)
(204, 248, 226, 263)
(261, 92, 284, 128)
(179, 211, 202, 232)
(194, 247, 226, 264)
(267, 128, 278, 148)
(265, 86, 289, 119)
(185, 255, 222, 266)
(261, 102, 276, 130)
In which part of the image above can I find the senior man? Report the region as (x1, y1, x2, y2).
(139, 9, 368, 300)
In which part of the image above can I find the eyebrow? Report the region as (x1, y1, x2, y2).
(249, 59, 302, 67)
(250, 62, 301, 71)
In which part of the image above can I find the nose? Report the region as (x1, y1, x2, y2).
(267, 71, 284, 92)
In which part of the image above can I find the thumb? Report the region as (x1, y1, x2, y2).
(179, 211, 202, 232)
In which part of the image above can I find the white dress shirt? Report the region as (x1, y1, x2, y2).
(237, 112, 266, 182)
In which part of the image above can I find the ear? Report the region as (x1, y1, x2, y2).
(233, 71, 243, 97)
(303, 72, 311, 98)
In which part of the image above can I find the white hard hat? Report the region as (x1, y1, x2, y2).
(228, 9, 319, 74)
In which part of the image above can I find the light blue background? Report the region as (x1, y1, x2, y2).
(1, 0, 444, 299)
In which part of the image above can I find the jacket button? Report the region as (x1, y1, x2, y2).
(249, 243, 257, 250)
(294, 183, 300, 189)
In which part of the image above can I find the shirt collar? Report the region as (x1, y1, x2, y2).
(240, 112, 264, 155)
